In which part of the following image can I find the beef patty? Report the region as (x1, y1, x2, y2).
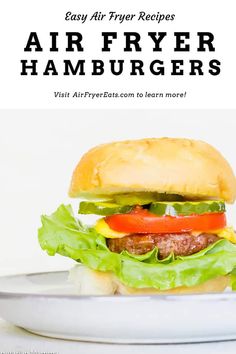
(107, 233, 219, 259)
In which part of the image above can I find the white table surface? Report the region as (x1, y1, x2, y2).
(0, 318, 236, 354)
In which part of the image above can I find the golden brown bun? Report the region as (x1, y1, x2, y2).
(69, 138, 236, 203)
(69, 265, 229, 295)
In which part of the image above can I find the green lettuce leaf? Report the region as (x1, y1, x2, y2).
(38, 204, 236, 290)
(38, 204, 106, 255)
(230, 268, 236, 290)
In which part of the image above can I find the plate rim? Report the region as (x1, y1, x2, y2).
(0, 270, 235, 301)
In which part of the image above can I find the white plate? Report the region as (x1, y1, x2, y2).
(0, 271, 235, 343)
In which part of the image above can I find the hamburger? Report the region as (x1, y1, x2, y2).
(38, 138, 236, 295)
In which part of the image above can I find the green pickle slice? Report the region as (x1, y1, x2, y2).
(79, 201, 133, 216)
(113, 192, 184, 205)
(149, 200, 225, 216)
(79, 195, 226, 217)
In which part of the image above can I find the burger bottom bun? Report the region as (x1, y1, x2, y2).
(69, 264, 230, 295)
(117, 275, 229, 295)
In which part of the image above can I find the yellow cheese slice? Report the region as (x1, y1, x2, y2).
(214, 227, 236, 243)
(95, 218, 127, 238)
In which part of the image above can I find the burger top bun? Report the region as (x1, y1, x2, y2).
(69, 265, 230, 295)
(69, 138, 236, 203)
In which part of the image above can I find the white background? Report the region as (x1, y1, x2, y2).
(0, 0, 235, 108)
(0, 109, 235, 275)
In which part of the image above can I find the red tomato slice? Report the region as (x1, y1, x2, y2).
(105, 209, 226, 234)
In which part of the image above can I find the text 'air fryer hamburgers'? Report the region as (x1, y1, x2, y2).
(38, 138, 236, 295)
